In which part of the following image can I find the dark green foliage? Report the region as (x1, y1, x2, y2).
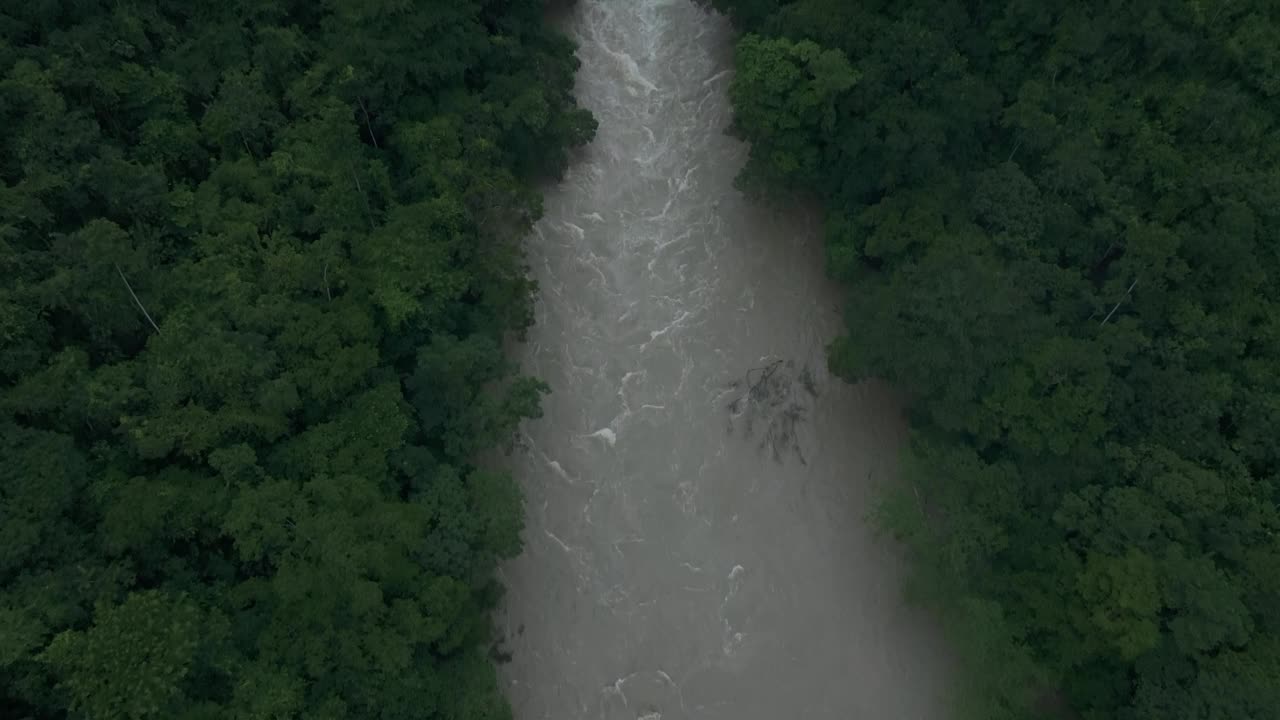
(716, 1, 1280, 717)
(1, 1, 592, 717)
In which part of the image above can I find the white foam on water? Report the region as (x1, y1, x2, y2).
(588, 427, 617, 447)
(496, 2, 950, 718)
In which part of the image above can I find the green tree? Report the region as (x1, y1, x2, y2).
(717, 0, 1280, 717)
(40, 591, 226, 720)
(1, 0, 593, 716)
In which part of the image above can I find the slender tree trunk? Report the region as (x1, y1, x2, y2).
(1099, 277, 1138, 327)
(1007, 135, 1023, 162)
(358, 97, 380, 149)
(115, 263, 161, 334)
(239, 130, 257, 159)
(348, 160, 375, 230)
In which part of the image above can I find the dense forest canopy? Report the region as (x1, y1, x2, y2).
(711, 1, 1280, 718)
(0, 1, 593, 718)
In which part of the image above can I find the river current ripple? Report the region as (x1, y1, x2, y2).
(495, 2, 950, 718)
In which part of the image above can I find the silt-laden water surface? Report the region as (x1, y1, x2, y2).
(496, 2, 950, 717)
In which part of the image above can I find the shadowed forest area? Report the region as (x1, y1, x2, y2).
(711, 0, 1279, 718)
(0, 1, 593, 718)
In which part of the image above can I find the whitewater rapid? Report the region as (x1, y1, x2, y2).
(496, 2, 949, 718)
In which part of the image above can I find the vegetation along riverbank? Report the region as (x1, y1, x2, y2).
(0, 2, 593, 717)
(711, 1, 1280, 718)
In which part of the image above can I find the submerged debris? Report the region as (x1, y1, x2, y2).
(724, 358, 813, 465)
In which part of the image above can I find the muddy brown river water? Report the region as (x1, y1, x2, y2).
(495, 2, 950, 717)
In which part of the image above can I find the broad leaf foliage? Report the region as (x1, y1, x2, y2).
(0, 1, 593, 717)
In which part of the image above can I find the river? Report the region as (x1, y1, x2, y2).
(494, 1, 949, 718)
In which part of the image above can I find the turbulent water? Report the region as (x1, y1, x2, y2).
(495, 2, 949, 718)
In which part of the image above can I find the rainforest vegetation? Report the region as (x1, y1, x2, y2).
(0, 1, 593, 717)
(712, 1, 1280, 718)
